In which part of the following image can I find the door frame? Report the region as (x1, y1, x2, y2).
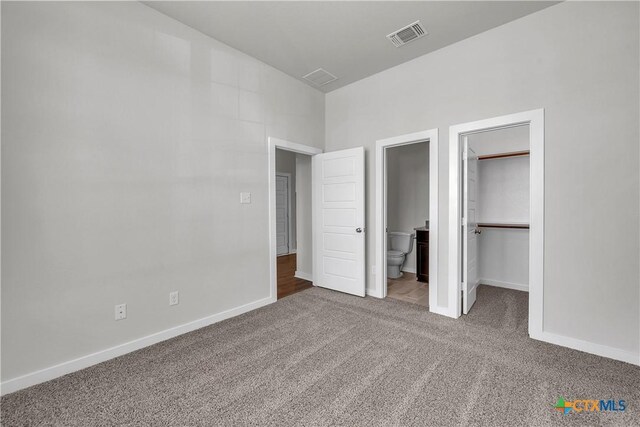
(448, 109, 544, 339)
(268, 137, 322, 301)
(275, 172, 293, 255)
(374, 128, 440, 313)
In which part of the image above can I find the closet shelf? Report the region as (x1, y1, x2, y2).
(477, 223, 529, 229)
(478, 150, 530, 161)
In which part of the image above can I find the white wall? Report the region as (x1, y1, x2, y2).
(326, 2, 639, 357)
(476, 156, 529, 224)
(275, 149, 296, 251)
(295, 154, 313, 278)
(386, 142, 429, 273)
(479, 229, 529, 290)
(1, 1, 324, 382)
(475, 155, 530, 290)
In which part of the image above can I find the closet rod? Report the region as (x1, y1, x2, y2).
(477, 223, 529, 229)
(478, 150, 530, 161)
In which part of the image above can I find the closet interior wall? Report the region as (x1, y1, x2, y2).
(469, 126, 530, 292)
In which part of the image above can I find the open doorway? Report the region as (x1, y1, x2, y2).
(448, 109, 544, 339)
(268, 138, 322, 301)
(460, 125, 531, 327)
(375, 129, 440, 313)
(385, 142, 430, 307)
(274, 148, 313, 299)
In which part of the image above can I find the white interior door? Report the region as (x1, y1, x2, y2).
(313, 147, 365, 297)
(462, 138, 479, 314)
(276, 174, 289, 255)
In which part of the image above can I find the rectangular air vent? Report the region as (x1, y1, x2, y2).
(303, 68, 338, 87)
(387, 21, 427, 47)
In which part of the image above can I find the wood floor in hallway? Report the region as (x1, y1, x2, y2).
(277, 253, 313, 299)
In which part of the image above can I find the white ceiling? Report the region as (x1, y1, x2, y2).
(144, 1, 559, 93)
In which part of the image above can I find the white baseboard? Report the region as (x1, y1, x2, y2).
(294, 271, 312, 282)
(277, 249, 296, 257)
(401, 267, 416, 274)
(480, 278, 528, 292)
(0, 296, 276, 396)
(530, 330, 639, 366)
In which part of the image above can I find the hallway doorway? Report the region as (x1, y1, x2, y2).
(277, 254, 312, 299)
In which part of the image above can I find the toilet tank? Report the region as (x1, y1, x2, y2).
(388, 232, 415, 253)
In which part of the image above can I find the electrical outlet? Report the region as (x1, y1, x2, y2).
(169, 291, 179, 306)
(115, 303, 127, 320)
(240, 192, 251, 204)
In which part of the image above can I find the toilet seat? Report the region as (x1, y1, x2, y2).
(387, 250, 404, 257)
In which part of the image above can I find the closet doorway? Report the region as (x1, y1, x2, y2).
(463, 127, 530, 312)
(448, 109, 544, 338)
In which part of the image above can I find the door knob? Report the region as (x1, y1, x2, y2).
(356, 228, 363, 233)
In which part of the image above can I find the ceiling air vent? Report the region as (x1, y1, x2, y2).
(303, 68, 338, 87)
(387, 21, 428, 47)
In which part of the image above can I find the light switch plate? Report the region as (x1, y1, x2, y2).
(240, 192, 251, 204)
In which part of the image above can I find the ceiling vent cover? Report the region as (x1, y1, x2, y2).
(303, 68, 338, 87)
(387, 21, 427, 47)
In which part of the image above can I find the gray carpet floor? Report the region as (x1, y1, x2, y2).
(2, 285, 639, 426)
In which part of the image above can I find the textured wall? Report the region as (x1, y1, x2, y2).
(1, 1, 324, 381)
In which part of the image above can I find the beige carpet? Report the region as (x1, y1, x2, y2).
(2, 285, 639, 426)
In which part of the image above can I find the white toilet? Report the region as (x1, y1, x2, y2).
(387, 232, 415, 279)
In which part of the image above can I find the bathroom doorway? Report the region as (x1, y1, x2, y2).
(385, 142, 429, 307)
(374, 129, 440, 313)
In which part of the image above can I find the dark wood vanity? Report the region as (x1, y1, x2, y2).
(415, 227, 429, 283)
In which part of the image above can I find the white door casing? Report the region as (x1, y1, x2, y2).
(313, 147, 366, 297)
(462, 140, 479, 314)
(374, 129, 440, 312)
(268, 137, 322, 302)
(275, 174, 290, 255)
(448, 109, 543, 337)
